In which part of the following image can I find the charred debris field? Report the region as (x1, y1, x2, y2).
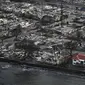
(0, 0, 85, 71)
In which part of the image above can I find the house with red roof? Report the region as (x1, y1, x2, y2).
(72, 53, 85, 67)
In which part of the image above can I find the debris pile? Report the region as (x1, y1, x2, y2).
(0, 1, 85, 65)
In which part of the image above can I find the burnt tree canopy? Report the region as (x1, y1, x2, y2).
(64, 41, 78, 56)
(15, 38, 40, 60)
(22, 12, 40, 21)
(0, 51, 4, 57)
(10, 0, 27, 2)
(15, 38, 40, 52)
(60, 14, 68, 21)
(41, 15, 55, 25)
(10, 24, 22, 38)
(64, 41, 77, 50)
(0, 34, 11, 45)
(10, 0, 38, 3)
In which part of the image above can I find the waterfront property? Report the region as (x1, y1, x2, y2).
(72, 53, 85, 67)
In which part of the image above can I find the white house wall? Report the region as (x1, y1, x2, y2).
(72, 59, 85, 65)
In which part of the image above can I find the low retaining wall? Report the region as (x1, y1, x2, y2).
(0, 57, 85, 76)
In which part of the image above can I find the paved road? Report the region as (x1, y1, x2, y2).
(0, 62, 85, 85)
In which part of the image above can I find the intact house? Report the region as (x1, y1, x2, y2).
(71, 53, 85, 67)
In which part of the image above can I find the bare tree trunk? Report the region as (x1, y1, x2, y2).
(1, 39, 3, 46)
(21, 51, 27, 61)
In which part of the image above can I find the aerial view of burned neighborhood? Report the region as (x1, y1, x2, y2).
(0, 0, 85, 85)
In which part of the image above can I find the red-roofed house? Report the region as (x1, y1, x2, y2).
(72, 53, 85, 66)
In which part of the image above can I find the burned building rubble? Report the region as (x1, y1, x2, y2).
(0, 0, 85, 65)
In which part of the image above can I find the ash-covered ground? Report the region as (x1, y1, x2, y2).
(0, 0, 85, 65)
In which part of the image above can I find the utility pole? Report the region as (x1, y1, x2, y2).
(38, 0, 45, 18)
(60, 0, 63, 27)
(71, 0, 74, 5)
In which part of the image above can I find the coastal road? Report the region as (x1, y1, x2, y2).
(0, 62, 85, 85)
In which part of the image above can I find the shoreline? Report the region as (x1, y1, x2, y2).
(0, 57, 85, 76)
